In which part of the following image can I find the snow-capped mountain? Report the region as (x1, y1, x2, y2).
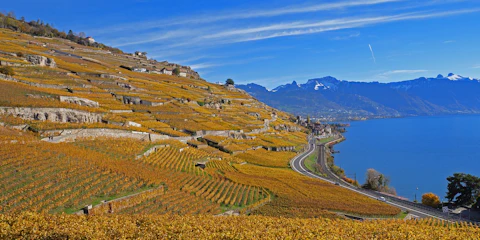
(237, 74, 480, 119)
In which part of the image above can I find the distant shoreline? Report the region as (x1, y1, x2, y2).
(321, 112, 480, 124)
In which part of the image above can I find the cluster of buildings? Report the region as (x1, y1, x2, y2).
(126, 52, 199, 79)
(296, 116, 335, 138)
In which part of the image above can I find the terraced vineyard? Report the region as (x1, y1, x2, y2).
(1, 213, 478, 239)
(0, 25, 403, 220)
(0, 142, 147, 213)
(227, 164, 401, 217)
(236, 149, 296, 167)
(0, 134, 277, 214)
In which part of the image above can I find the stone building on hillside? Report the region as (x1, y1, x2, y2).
(160, 67, 173, 75)
(134, 51, 147, 58)
(132, 67, 147, 73)
(179, 69, 188, 77)
(86, 37, 95, 44)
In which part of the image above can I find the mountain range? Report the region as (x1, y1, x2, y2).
(237, 73, 480, 120)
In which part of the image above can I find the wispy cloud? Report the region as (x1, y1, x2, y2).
(108, 8, 480, 48)
(332, 32, 361, 40)
(88, 0, 400, 35)
(443, 40, 456, 44)
(82, 0, 480, 86)
(369, 44, 376, 63)
(227, 9, 480, 43)
(379, 69, 428, 76)
(190, 56, 275, 70)
(473, 65, 480, 69)
(189, 63, 220, 70)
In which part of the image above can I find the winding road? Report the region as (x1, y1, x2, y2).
(290, 136, 472, 222)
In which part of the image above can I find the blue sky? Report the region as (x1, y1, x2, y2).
(3, 0, 480, 88)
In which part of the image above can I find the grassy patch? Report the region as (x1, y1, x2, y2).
(60, 184, 158, 214)
(317, 137, 334, 144)
(304, 150, 319, 173)
(396, 211, 409, 219)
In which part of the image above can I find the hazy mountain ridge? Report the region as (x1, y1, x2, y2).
(238, 74, 480, 120)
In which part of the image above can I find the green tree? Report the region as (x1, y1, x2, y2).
(446, 173, 480, 206)
(473, 196, 480, 210)
(67, 30, 75, 41)
(226, 78, 234, 85)
(173, 68, 180, 76)
(0, 66, 15, 76)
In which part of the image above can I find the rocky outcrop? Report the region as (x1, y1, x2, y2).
(59, 96, 99, 107)
(0, 107, 102, 123)
(122, 96, 142, 105)
(117, 82, 135, 90)
(26, 55, 56, 68)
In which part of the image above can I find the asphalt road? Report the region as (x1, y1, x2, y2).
(290, 136, 467, 221)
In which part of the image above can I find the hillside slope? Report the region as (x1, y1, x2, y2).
(0, 28, 399, 217)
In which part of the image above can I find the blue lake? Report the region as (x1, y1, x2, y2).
(334, 114, 480, 201)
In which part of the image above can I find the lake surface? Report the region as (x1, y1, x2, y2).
(334, 114, 480, 200)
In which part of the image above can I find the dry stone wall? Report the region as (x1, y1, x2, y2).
(59, 96, 99, 107)
(0, 107, 102, 123)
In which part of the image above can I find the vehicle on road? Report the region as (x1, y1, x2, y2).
(378, 197, 386, 202)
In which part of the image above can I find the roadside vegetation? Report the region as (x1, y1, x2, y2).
(446, 173, 480, 209)
(362, 168, 397, 195)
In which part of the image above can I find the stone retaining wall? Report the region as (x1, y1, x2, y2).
(0, 107, 102, 123)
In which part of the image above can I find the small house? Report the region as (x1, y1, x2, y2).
(179, 69, 188, 77)
(160, 67, 173, 75)
(132, 67, 147, 73)
(86, 37, 95, 44)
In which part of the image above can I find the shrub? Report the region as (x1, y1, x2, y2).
(226, 78, 234, 85)
(173, 68, 180, 76)
(0, 66, 15, 76)
(16, 52, 24, 58)
(422, 192, 440, 208)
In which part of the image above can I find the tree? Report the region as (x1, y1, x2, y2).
(422, 192, 440, 208)
(173, 68, 180, 76)
(7, 11, 15, 19)
(473, 196, 480, 210)
(226, 78, 234, 85)
(78, 32, 86, 38)
(362, 168, 394, 194)
(446, 173, 480, 206)
(0, 66, 15, 76)
(363, 168, 380, 190)
(67, 30, 76, 41)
